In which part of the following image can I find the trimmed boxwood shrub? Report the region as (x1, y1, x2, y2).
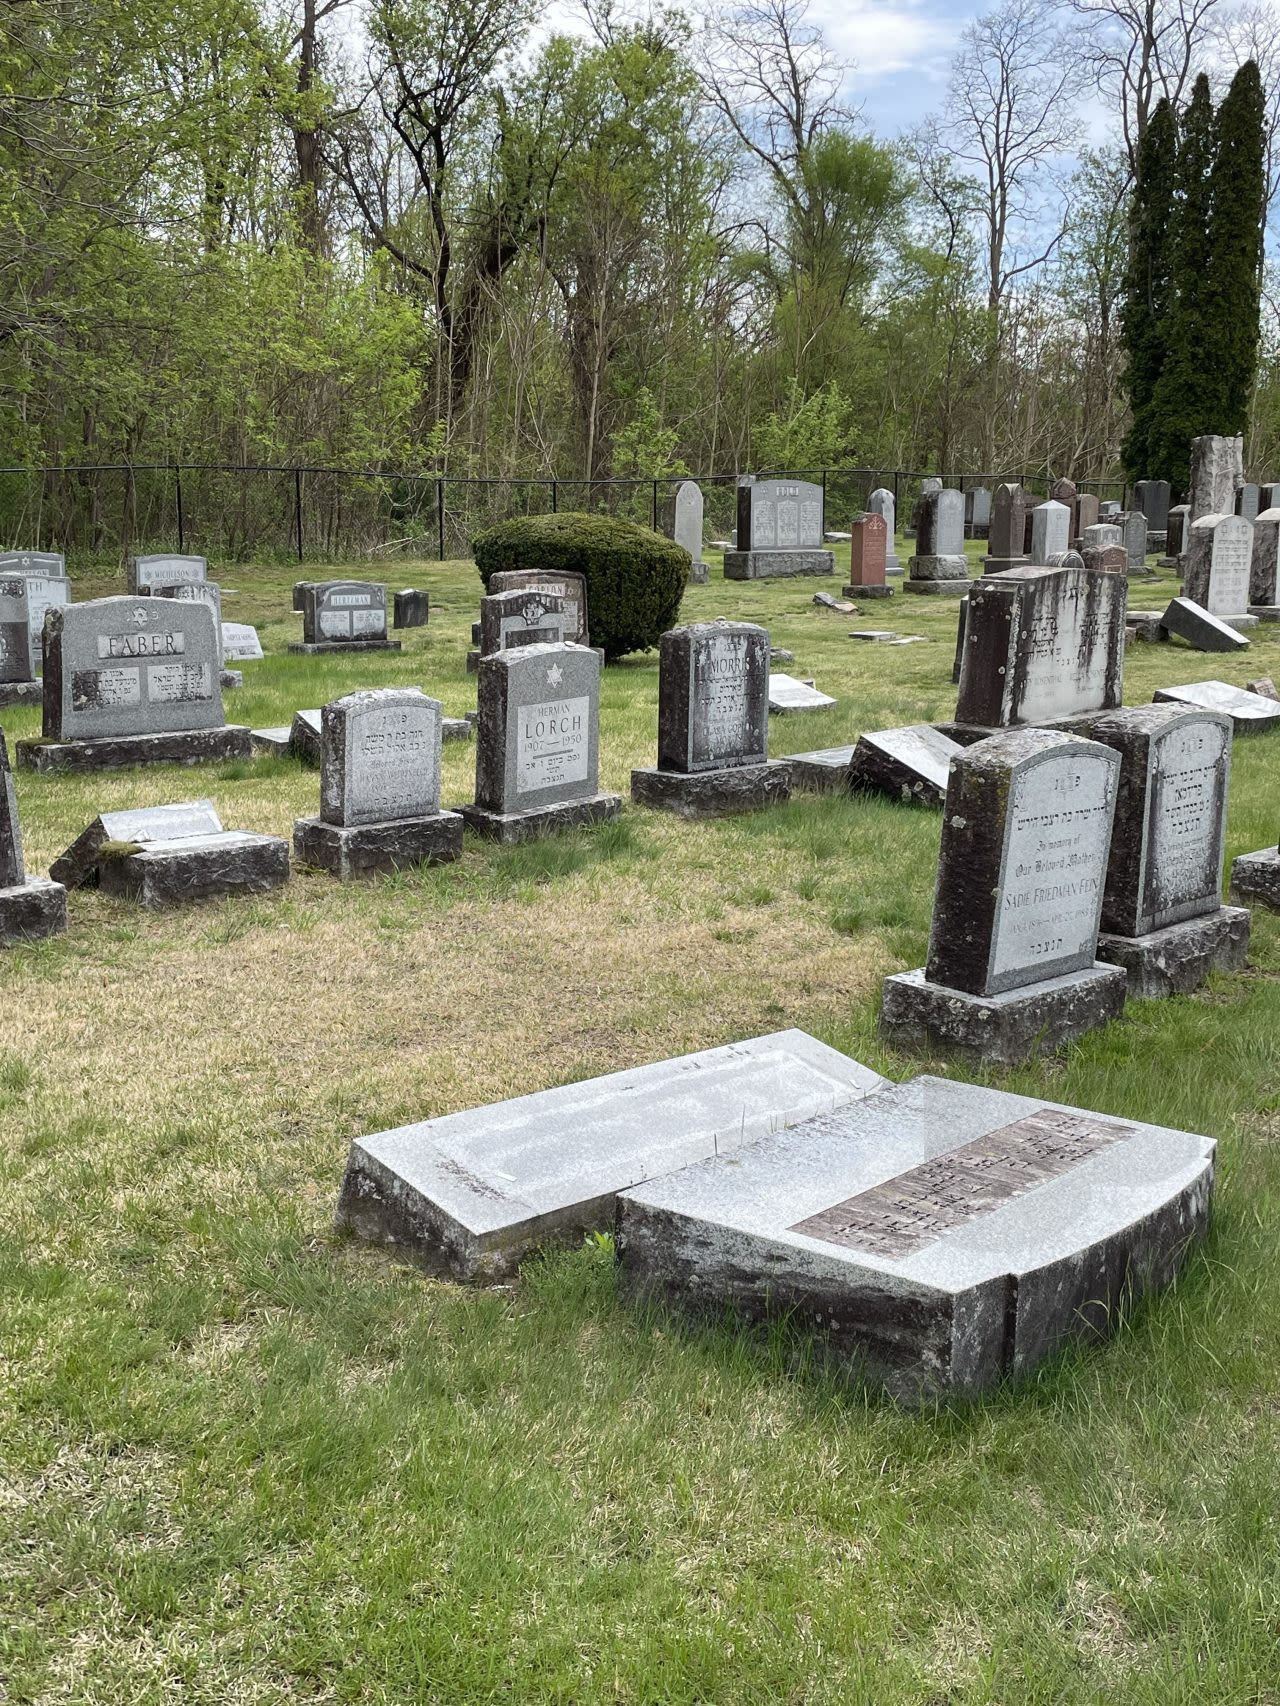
(472, 512, 690, 661)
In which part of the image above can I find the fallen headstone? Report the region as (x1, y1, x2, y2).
(767, 672, 836, 714)
(1160, 597, 1250, 652)
(813, 592, 856, 614)
(785, 745, 856, 794)
(51, 798, 224, 888)
(847, 724, 960, 807)
(1153, 680, 1280, 734)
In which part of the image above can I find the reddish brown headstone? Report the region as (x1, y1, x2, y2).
(1082, 544, 1128, 576)
(845, 513, 889, 597)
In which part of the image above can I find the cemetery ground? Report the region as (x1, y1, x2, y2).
(4, 545, 1280, 1703)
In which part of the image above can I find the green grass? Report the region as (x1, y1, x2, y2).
(3, 544, 1280, 1702)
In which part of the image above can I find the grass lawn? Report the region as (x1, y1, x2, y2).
(3, 543, 1280, 1703)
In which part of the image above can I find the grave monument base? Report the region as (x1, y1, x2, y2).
(287, 637, 401, 655)
(1248, 605, 1280, 622)
(458, 792, 621, 845)
(981, 555, 1027, 575)
(1230, 847, 1280, 910)
(1148, 531, 1167, 553)
(1096, 908, 1250, 999)
(293, 810, 464, 879)
(688, 563, 709, 585)
(630, 760, 791, 818)
(848, 724, 959, 806)
(221, 669, 244, 690)
(16, 725, 253, 774)
(785, 746, 856, 794)
(95, 831, 290, 906)
(880, 963, 1127, 1064)
(842, 582, 893, 600)
(0, 680, 42, 709)
(723, 549, 835, 580)
(1126, 610, 1167, 643)
(0, 875, 67, 945)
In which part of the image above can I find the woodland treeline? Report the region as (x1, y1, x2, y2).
(3, 0, 1279, 491)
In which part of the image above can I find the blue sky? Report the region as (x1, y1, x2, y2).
(804, 0, 970, 134)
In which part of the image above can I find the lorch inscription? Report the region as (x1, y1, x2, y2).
(518, 696, 589, 795)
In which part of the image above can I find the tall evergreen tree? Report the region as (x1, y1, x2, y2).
(1147, 75, 1216, 490)
(1204, 60, 1266, 436)
(1120, 98, 1177, 481)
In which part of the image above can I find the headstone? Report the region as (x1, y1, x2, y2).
(1249, 507, 1280, 607)
(1183, 514, 1253, 617)
(478, 588, 567, 658)
(1236, 482, 1261, 524)
(51, 798, 224, 888)
(221, 622, 263, 661)
(1165, 505, 1190, 559)
(1135, 479, 1171, 532)
(631, 620, 788, 816)
(1074, 493, 1100, 541)
(1189, 435, 1243, 519)
(461, 642, 621, 842)
(290, 581, 400, 654)
(0, 731, 66, 943)
(1262, 482, 1280, 512)
(95, 830, 290, 907)
(1154, 679, 1280, 734)
(1075, 705, 1246, 996)
(0, 550, 65, 578)
(846, 724, 960, 807)
(1098, 501, 1122, 520)
(1044, 549, 1086, 570)
(0, 579, 35, 685)
(127, 554, 207, 595)
(662, 481, 708, 584)
(1246, 676, 1279, 700)
(292, 580, 315, 613)
(768, 673, 836, 713)
(964, 486, 992, 539)
(784, 745, 857, 794)
(158, 580, 224, 666)
(293, 688, 463, 878)
(1082, 524, 1123, 551)
(394, 588, 429, 629)
(955, 566, 1126, 729)
(615, 1075, 1214, 1401)
(1050, 477, 1078, 512)
(866, 488, 901, 572)
(289, 708, 323, 762)
(336, 1028, 886, 1282)
(17, 596, 250, 772)
(1160, 597, 1249, 652)
(843, 513, 890, 597)
(881, 729, 1126, 1061)
(725, 479, 834, 580)
(1029, 500, 1070, 562)
(982, 483, 1027, 574)
(1081, 545, 1128, 577)
(13, 573, 71, 676)
(905, 487, 967, 594)
(489, 570, 589, 646)
(1120, 510, 1148, 571)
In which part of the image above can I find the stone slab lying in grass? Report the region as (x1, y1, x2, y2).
(614, 1075, 1215, 1403)
(1160, 598, 1249, 652)
(51, 798, 224, 888)
(767, 672, 836, 713)
(336, 1029, 888, 1283)
(785, 746, 856, 794)
(95, 831, 290, 907)
(847, 724, 960, 807)
(1153, 680, 1280, 733)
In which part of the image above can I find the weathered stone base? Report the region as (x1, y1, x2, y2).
(785, 746, 856, 794)
(630, 761, 790, 818)
(1148, 531, 1167, 553)
(442, 717, 472, 743)
(1096, 908, 1251, 998)
(688, 562, 709, 585)
(1126, 610, 1168, 643)
(981, 555, 1028, 575)
(250, 726, 291, 755)
(16, 726, 253, 774)
(458, 793, 622, 845)
(1248, 605, 1280, 622)
(841, 582, 893, 600)
(0, 876, 67, 945)
(1230, 847, 1280, 910)
(902, 576, 970, 595)
(723, 549, 835, 580)
(220, 669, 244, 690)
(287, 638, 401, 655)
(0, 680, 42, 708)
(1223, 614, 1259, 632)
(293, 811, 464, 878)
(880, 964, 1127, 1064)
(96, 831, 290, 906)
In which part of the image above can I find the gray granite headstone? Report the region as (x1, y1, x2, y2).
(737, 479, 825, 550)
(42, 596, 223, 740)
(0, 550, 65, 578)
(301, 581, 388, 645)
(0, 729, 24, 886)
(657, 620, 769, 772)
(1184, 514, 1253, 615)
(984, 483, 1026, 570)
(662, 481, 706, 578)
(474, 642, 602, 816)
(319, 688, 442, 827)
(479, 589, 567, 657)
(1249, 507, 1280, 606)
(128, 554, 208, 595)
(867, 488, 900, 570)
(1236, 482, 1261, 524)
(0, 728, 66, 941)
(1135, 480, 1170, 531)
(918, 488, 964, 555)
(489, 571, 589, 646)
(22, 575, 70, 671)
(1153, 679, 1280, 733)
(159, 581, 224, 666)
(0, 580, 34, 684)
(1082, 524, 1123, 551)
(926, 728, 1119, 996)
(1030, 500, 1070, 562)
(1165, 505, 1190, 557)
(1120, 511, 1148, 570)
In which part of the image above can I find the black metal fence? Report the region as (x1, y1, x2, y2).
(0, 462, 1133, 567)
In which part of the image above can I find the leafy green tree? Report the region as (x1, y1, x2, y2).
(1120, 99, 1177, 479)
(1204, 59, 1266, 435)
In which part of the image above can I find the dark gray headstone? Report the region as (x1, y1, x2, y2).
(42, 596, 224, 741)
(474, 642, 602, 816)
(956, 567, 1127, 727)
(301, 581, 388, 645)
(489, 571, 589, 646)
(0, 730, 24, 886)
(657, 620, 769, 773)
(1250, 507, 1280, 606)
(737, 479, 824, 551)
(128, 554, 207, 595)
(1236, 482, 1261, 524)
(320, 688, 442, 828)
(1160, 597, 1249, 652)
(479, 588, 567, 657)
(1166, 506, 1190, 557)
(394, 588, 429, 629)
(0, 580, 34, 684)
(918, 488, 964, 555)
(925, 728, 1119, 996)
(1184, 514, 1253, 615)
(1135, 480, 1170, 530)
(985, 483, 1026, 566)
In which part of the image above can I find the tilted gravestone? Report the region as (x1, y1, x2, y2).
(982, 483, 1027, 574)
(290, 581, 400, 654)
(954, 566, 1126, 730)
(905, 487, 967, 594)
(615, 1074, 1214, 1401)
(866, 487, 901, 571)
(294, 688, 463, 878)
(53, 796, 287, 906)
(1159, 597, 1249, 653)
(1029, 499, 1070, 562)
(846, 723, 960, 807)
(843, 513, 891, 598)
(0, 731, 66, 943)
(127, 554, 207, 595)
(1072, 705, 1246, 997)
(1183, 514, 1254, 619)
(725, 479, 835, 580)
(1236, 482, 1261, 524)
(461, 642, 621, 842)
(1154, 678, 1280, 734)
(881, 728, 1126, 1061)
(51, 799, 223, 888)
(17, 596, 251, 773)
(1250, 507, 1280, 608)
(661, 481, 708, 584)
(631, 620, 788, 817)
(1189, 435, 1243, 519)
(478, 588, 567, 657)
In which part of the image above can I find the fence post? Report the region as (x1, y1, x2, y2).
(437, 478, 446, 561)
(294, 468, 304, 562)
(174, 462, 184, 551)
(551, 478, 558, 514)
(892, 470, 900, 516)
(652, 479, 658, 531)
